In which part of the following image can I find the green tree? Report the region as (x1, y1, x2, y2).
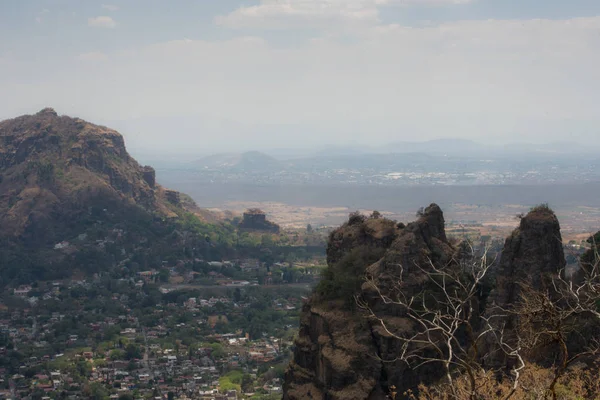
(261, 234, 274, 247)
(109, 349, 125, 360)
(233, 287, 242, 303)
(127, 359, 137, 372)
(209, 342, 225, 359)
(86, 382, 109, 400)
(242, 373, 254, 392)
(158, 268, 170, 283)
(76, 360, 92, 377)
(125, 344, 141, 360)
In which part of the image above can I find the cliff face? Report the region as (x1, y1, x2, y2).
(284, 204, 577, 399)
(284, 205, 456, 400)
(580, 230, 600, 271)
(0, 108, 171, 227)
(0, 108, 216, 283)
(238, 209, 280, 232)
(491, 205, 566, 308)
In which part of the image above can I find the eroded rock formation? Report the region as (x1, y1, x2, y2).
(0, 108, 216, 281)
(238, 208, 280, 232)
(284, 204, 586, 400)
(284, 204, 456, 399)
(491, 205, 566, 308)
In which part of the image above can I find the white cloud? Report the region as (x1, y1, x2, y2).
(216, 0, 474, 29)
(75, 52, 109, 62)
(0, 53, 10, 65)
(216, 0, 379, 29)
(35, 8, 50, 23)
(88, 16, 116, 28)
(102, 4, 120, 12)
(121, 17, 600, 121)
(3, 16, 600, 149)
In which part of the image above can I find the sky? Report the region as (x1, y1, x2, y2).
(1, 0, 600, 154)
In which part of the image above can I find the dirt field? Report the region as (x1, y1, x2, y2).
(212, 201, 600, 244)
(210, 201, 400, 229)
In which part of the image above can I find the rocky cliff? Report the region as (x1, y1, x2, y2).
(238, 208, 280, 232)
(0, 108, 215, 283)
(283, 204, 590, 399)
(0, 108, 186, 228)
(491, 204, 566, 308)
(284, 205, 458, 399)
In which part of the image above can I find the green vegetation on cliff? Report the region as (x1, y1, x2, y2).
(284, 204, 600, 400)
(0, 109, 325, 288)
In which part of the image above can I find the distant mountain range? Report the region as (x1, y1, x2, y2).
(186, 138, 598, 175)
(132, 138, 600, 171)
(192, 150, 438, 173)
(193, 151, 284, 171)
(316, 139, 599, 157)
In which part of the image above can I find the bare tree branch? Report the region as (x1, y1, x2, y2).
(359, 244, 525, 400)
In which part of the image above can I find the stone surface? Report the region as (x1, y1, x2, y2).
(0, 108, 210, 242)
(284, 204, 577, 399)
(238, 208, 280, 232)
(491, 206, 565, 308)
(284, 204, 455, 399)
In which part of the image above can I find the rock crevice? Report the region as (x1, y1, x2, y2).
(284, 204, 453, 399)
(284, 204, 577, 399)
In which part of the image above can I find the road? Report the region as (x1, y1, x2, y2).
(161, 282, 314, 291)
(137, 321, 161, 397)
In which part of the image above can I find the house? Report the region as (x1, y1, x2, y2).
(14, 286, 32, 297)
(208, 261, 223, 268)
(225, 280, 250, 287)
(137, 270, 158, 282)
(53, 241, 70, 250)
(120, 328, 136, 339)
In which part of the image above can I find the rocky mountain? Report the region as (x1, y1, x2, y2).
(284, 205, 456, 399)
(238, 209, 280, 233)
(383, 138, 487, 155)
(193, 151, 283, 171)
(283, 204, 600, 399)
(0, 108, 216, 285)
(491, 204, 566, 308)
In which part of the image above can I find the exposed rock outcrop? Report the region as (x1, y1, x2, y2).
(485, 206, 600, 372)
(142, 165, 156, 188)
(0, 108, 157, 213)
(165, 189, 181, 205)
(238, 208, 280, 232)
(491, 205, 566, 308)
(580, 230, 600, 273)
(284, 204, 586, 399)
(0, 108, 217, 282)
(284, 204, 456, 399)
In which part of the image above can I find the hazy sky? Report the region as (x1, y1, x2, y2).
(1, 0, 600, 154)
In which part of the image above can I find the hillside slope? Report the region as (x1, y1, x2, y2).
(0, 108, 217, 285)
(193, 151, 283, 171)
(284, 205, 456, 399)
(283, 205, 600, 399)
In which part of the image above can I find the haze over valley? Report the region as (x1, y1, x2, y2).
(3, 0, 600, 399)
(152, 143, 600, 237)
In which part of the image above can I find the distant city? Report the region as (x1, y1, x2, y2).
(150, 139, 600, 187)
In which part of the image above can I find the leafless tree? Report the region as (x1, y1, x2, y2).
(357, 235, 600, 400)
(509, 250, 600, 400)
(357, 244, 525, 400)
